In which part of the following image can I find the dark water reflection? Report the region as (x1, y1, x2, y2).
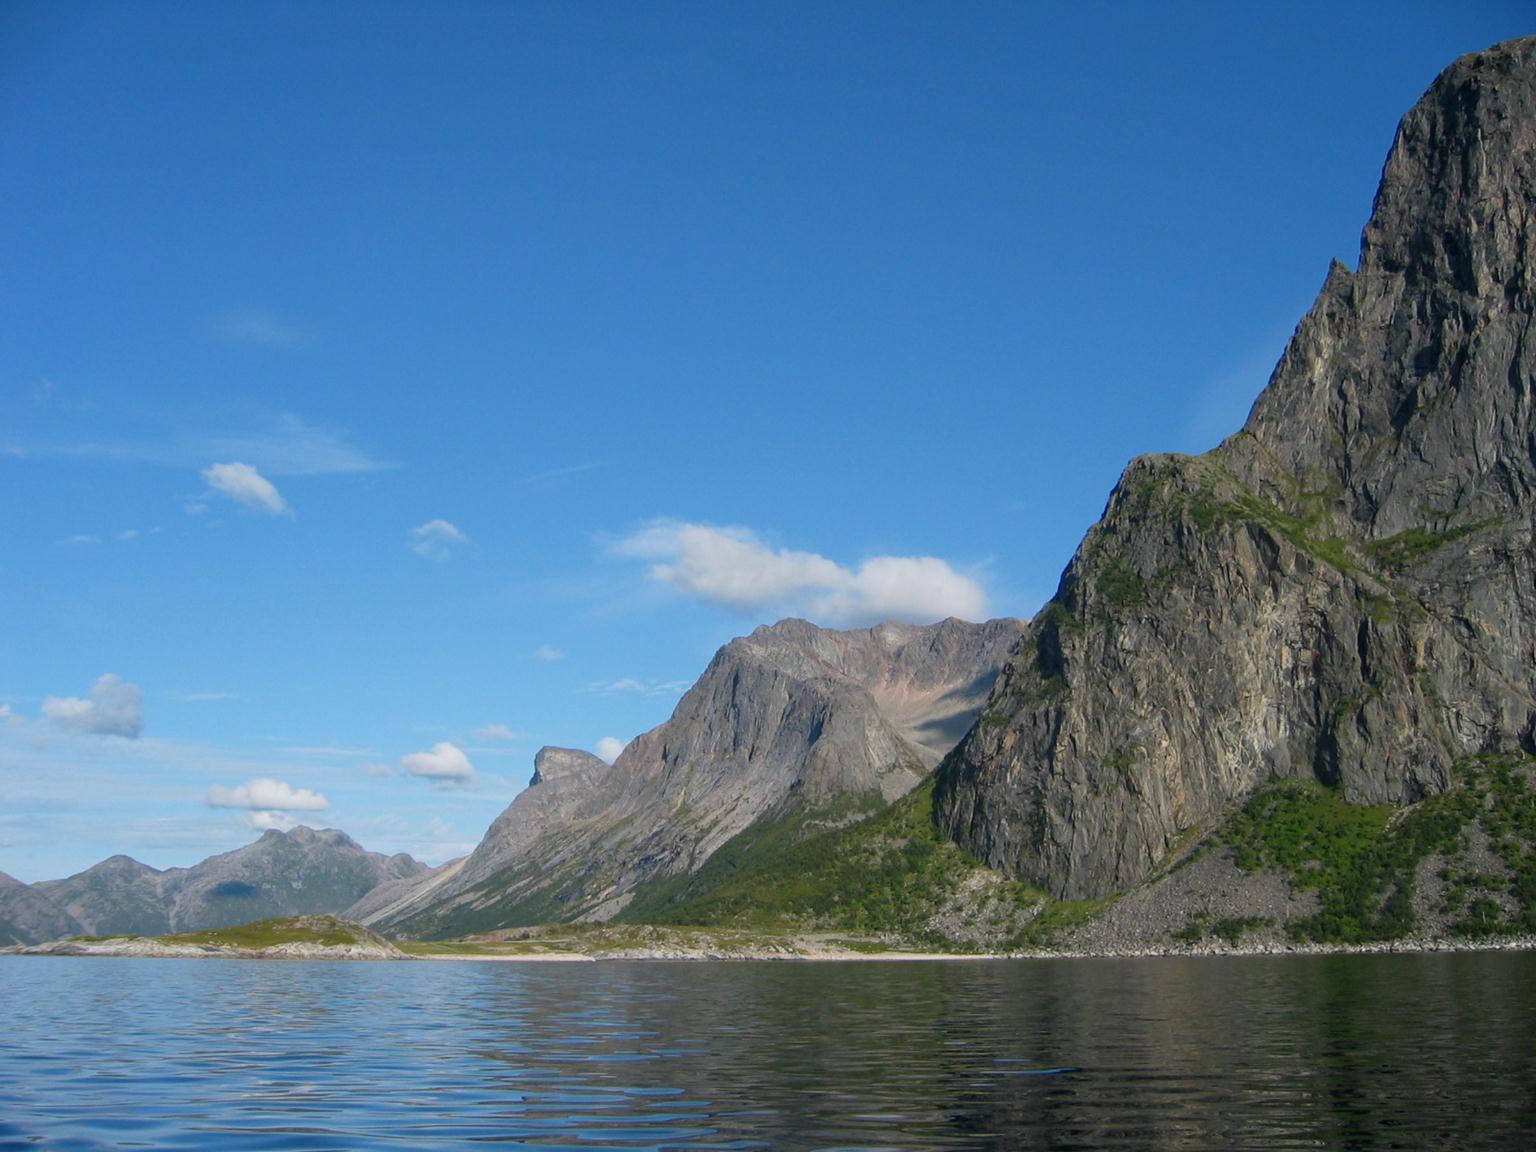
(2, 952, 1533, 1149)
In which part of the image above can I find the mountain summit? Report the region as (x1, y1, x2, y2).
(937, 36, 1536, 901)
(367, 616, 1025, 937)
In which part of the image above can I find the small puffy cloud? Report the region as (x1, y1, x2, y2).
(206, 777, 330, 811)
(614, 520, 987, 626)
(533, 644, 565, 662)
(475, 724, 522, 742)
(409, 519, 467, 561)
(203, 461, 289, 515)
(42, 674, 144, 738)
(595, 736, 626, 764)
(400, 742, 475, 784)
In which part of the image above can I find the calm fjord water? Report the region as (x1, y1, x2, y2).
(1, 953, 1532, 1150)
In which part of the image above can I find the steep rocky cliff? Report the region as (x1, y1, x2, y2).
(371, 616, 1025, 937)
(19, 827, 425, 940)
(937, 36, 1536, 901)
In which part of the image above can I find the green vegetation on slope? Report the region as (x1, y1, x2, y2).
(618, 777, 1046, 950)
(1223, 755, 1536, 943)
(154, 915, 380, 949)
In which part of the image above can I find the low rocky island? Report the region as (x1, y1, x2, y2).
(9, 916, 406, 961)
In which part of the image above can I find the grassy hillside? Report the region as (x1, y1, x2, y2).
(617, 777, 1049, 950)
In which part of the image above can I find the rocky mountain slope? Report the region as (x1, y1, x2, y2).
(3, 827, 425, 942)
(367, 616, 1025, 938)
(936, 36, 1536, 901)
(0, 869, 82, 946)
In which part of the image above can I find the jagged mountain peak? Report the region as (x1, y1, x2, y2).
(530, 746, 608, 787)
(365, 615, 1024, 938)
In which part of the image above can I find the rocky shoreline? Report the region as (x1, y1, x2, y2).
(6, 931, 1533, 963)
(7, 937, 406, 961)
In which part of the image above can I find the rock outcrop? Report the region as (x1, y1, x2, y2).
(937, 37, 1536, 900)
(370, 616, 1025, 937)
(15, 827, 426, 941)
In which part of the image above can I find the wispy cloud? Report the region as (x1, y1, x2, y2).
(614, 520, 988, 626)
(532, 645, 565, 662)
(209, 309, 312, 348)
(42, 674, 144, 739)
(474, 724, 522, 742)
(409, 519, 467, 561)
(197, 415, 389, 477)
(4, 414, 390, 477)
(521, 462, 601, 485)
(282, 745, 379, 758)
(581, 677, 693, 697)
(169, 691, 241, 704)
(203, 461, 289, 515)
(59, 534, 100, 546)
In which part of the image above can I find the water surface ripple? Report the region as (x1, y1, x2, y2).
(2, 952, 1533, 1150)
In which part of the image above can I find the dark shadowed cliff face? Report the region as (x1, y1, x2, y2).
(937, 37, 1536, 901)
(369, 616, 1025, 937)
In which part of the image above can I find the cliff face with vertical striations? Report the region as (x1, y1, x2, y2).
(368, 616, 1026, 938)
(936, 37, 1536, 901)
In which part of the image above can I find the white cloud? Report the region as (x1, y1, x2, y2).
(171, 691, 240, 703)
(595, 736, 626, 764)
(116, 529, 139, 542)
(400, 742, 475, 784)
(60, 534, 100, 546)
(42, 674, 144, 738)
(409, 519, 467, 561)
(533, 644, 565, 662)
(582, 677, 693, 697)
(614, 520, 988, 626)
(248, 811, 301, 831)
(202, 461, 289, 515)
(364, 761, 396, 778)
(475, 724, 522, 742)
(206, 777, 330, 811)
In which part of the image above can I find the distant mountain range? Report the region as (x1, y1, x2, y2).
(0, 827, 423, 945)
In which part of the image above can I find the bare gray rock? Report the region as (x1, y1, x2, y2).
(937, 37, 1536, 900)
(374, 616, 1025, 938)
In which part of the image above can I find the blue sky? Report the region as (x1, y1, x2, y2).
(2, 2, 1529, 882)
